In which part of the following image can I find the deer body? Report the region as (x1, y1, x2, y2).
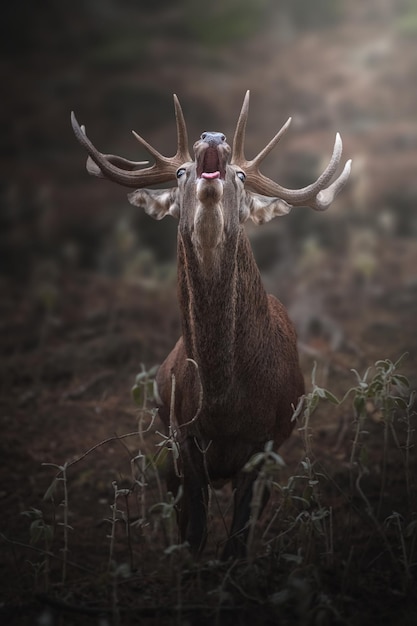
(71, 93, 351, 558)
(155, 225, 304, 556)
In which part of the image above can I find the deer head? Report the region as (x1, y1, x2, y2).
(71, 91, 351, 253)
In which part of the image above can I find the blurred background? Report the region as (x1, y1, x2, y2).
(1, 3, 417, 615)
(1, 0, 417, 376)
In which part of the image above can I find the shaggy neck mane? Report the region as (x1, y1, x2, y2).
(177, 227, 270, 400)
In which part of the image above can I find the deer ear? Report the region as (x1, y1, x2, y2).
(242, 191, 292, 225)
(128, 188, 180, 220)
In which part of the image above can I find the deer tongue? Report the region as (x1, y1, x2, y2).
(201, 171, 220, 180)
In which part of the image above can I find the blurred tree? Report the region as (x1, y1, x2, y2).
(182, 0, 270, 45)
(280, 0, 343, 30)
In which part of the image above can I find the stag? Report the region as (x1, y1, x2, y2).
(71, 92, 351, 558)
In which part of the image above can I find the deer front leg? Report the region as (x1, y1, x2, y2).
(222, 469, 270, 560)
(164, 449, 208, 555)
(173, 437, 209, 556)
(183, 474, 208, 556)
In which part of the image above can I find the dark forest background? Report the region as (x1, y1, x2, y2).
(1, 2, 417, 624)
(2, 0, 417, 280)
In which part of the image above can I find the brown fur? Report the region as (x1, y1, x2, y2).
(156, 216, 304, 558)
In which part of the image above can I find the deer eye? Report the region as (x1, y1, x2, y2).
(176, 168, 186, 179)
(236, 171, 246, 183)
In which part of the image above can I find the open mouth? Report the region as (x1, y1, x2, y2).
(196, 146, 223, 180)
(194, 134, 230, 180)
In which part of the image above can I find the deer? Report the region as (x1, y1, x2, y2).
(71, 91, 351, 559)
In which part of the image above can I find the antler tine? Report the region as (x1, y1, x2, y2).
(130, 95, 190, 167)
(232, 90, 250, 164)
(313, 158, 352, 211)
(71, 94, 190, 189)
(232, 90, 291, 168)
(86, 154, 149, 178)
(252, 117, 292, 166)
(250, 132, 349, 208)
(131, 129, 170, 164)
(80, 122, 149, 178)
(71, 112, 149, 187)
(230, 92, 351, 210)
(173, 94, 191, 162)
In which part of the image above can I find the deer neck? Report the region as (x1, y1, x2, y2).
(177, 227, 269, 400)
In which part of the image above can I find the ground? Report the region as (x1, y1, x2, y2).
(0, 236, 416, 625)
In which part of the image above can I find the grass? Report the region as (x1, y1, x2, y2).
(3, 357, 416, 625)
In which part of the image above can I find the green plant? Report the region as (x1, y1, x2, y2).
(106, 481, 132, 573)
(13, 356, 416, 621)
(244, 440, 285, 560)
(254, 356, 415, 596)
(292, 361, 339, 457)
(149, 487, 183, 551)
(396, 0, 417, 35)
(42, 461, 72, 584)
(344, 355, 412, 512)
(20, 507, 54, 591)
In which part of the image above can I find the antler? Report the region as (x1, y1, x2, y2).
(71, 95, 191, 188)
(231, 91, 351, 210)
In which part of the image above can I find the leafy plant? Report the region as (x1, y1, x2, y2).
(14, 356, 416, 621)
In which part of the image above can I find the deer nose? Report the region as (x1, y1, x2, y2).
(200, 132, 226, 146)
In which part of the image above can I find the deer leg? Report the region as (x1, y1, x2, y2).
(182, 474, 208, 555)
(172, 437, 209, 556)
(163, 450, 208, 555)
(222, 469, 270, 560)
(164, 455, 181, 527)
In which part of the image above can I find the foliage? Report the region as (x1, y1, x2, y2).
(183, 0, 271, 46)
(396, 0, 417, 35)
(5, 357, 416, 624)
(280, 0, 344, 30)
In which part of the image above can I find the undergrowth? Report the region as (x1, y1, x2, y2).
(3, 357, 416, 625)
